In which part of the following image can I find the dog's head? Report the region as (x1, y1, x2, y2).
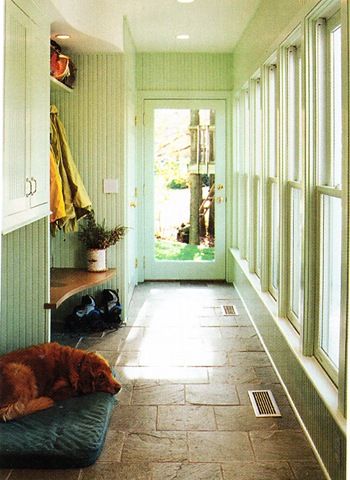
(74, 352, 121, 395)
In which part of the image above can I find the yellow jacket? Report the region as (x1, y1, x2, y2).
(50, 105, 92, 233)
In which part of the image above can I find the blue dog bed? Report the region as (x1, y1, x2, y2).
(0, 392, 117, 468)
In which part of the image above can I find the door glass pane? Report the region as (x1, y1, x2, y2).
(153, 109, 216, 262)
(320, 194, 341, 368)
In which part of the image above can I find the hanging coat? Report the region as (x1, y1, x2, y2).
(50, 145, 66, 223)
(50, 105, 92, 233)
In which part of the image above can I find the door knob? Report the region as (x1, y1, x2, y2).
(216, 196, 224, 204)
(130, 201, 137, 208)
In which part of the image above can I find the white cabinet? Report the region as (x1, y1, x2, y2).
(3, 0, 50, 234)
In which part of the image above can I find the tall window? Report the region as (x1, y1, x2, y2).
(283, 41, 303, 331)
(250, 77, 262, 277)
(237, 89, 249, 259)
(314, 12, 342, 382)
(264, 64, 279, 299)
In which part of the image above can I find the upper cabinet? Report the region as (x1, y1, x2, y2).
(3, 0, 50, 234)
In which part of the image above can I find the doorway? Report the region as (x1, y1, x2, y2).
(143, 99, 226, 280)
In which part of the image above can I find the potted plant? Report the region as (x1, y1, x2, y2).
(78, 211, 127, 272)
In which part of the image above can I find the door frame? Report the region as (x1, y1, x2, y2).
(137, 91, 233, 283)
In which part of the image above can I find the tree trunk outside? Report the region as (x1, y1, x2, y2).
(208, 110, 216, 239)
(189, 173, 202, 245)
(189, 110, 201, 245)
(208, 174, 215, 238)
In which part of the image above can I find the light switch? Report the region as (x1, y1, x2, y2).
(103, 178, 119, 193)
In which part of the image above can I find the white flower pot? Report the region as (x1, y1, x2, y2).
(87, 249, 107, 272)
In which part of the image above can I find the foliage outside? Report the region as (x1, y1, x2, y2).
(155, 239, 214, 261)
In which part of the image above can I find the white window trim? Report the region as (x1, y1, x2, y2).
(232, 0, 347, 416)
(304, 0, 346, 412)
(279, 26, 304, 331)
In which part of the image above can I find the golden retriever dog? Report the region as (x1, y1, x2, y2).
(0, 342, 121, 422)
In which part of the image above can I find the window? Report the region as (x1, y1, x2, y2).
(264, 64, 279, 299)
(281, 38, 303, 331)
(237, 89, 249, 259)
(232, 0, 347, 414)
(313, 11, 342, 382)
(249, 76, 263, 277)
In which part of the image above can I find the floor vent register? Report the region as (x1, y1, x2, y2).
(221, 305, 238, 316)
(248, 390, 281, 417)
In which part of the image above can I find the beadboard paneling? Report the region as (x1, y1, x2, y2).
(136, 53, 233, 91)
(231, 254, 346, 480)
(50, 53, 124, 271)
(1, 218, 50, 353)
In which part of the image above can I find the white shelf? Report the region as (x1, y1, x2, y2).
(50, 76, 73, 93)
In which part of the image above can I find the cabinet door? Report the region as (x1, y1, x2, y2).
(28, 18, 50, 209)
(3, 0, 50, 234)
(3, 0, 31, 218)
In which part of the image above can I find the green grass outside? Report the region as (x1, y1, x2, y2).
(155, 239, 215, 261)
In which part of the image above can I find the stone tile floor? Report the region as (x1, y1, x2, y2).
(1, 282, 326, 480)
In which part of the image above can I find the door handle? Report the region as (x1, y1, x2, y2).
(216, 196, 225, 204)
(31, 177, 37, 195)
(130, 201, 137, 208)
(25, 178, 32, 197)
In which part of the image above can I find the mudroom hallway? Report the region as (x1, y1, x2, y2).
(2, 282, 325, 480)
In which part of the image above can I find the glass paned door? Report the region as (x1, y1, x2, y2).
(144, 99, 226, 280)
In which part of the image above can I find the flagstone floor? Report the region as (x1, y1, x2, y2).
(2, 282, 326, 480)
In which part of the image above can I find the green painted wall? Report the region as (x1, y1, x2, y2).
(50, 53, 124, 273)
(231, 254, 346, 480)
(50, 53, 124, 319)
(50, 45, 137, 319)
(137, 53, 233, 91)
(123, 20, 138, 305)
(232, 0, 319, 90)
(1, 218, 50, 353)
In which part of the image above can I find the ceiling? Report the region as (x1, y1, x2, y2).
(49, 0, 262, 54)
(121, 0, 262, 53)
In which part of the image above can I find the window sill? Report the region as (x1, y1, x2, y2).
(230, 248, 346, 435)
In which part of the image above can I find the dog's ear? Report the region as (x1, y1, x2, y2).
(79, 366, 95, 394)
(67, 354, 85, 391)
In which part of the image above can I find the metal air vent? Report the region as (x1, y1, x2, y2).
(221, 305, 238, 316)
(248, 390, 281, 417)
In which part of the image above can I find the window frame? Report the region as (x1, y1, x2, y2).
(237, 87, 249, 260)
(262, 61, 279, 299)
(248, 74, 263, 278)
(313, 10, 342, 385)
(280, 28, 304, 331)
(232, 0, 347, 418)
(304, 1, 347, 398)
